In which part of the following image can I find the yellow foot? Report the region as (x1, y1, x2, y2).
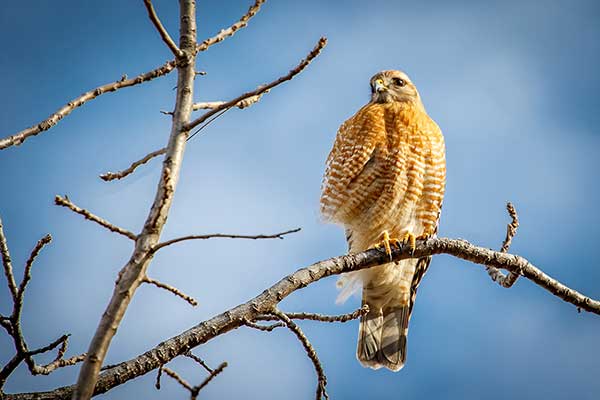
(374, 230, 401, 261)
(401, 231, 417, 255)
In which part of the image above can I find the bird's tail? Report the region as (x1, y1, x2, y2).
(357, 301, 409, 371)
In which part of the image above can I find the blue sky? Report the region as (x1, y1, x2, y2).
(1, 0, 599, 399)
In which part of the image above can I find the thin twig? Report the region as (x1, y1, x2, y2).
(243, 318, 285, 332)
(0, 61, 176, 150)
(269, 309, 328, 400)
(163, 367, 193, 391)
(15, 235, 52, 319)
(196, 0, 265, 52)
(143, 0, 183, 57)
(54, 195, 137, 240)
(486, 202, 521, 287)
(155, 365, 164, 390)
(186, 37, 327, 132)
(99, 148, 167, 181)
(152, 227, 301, 253)
(143, 276, 198, 307)
(184, 351, 213, 373)
(0, 217, 18, 301)
(0, 221, 84, 389)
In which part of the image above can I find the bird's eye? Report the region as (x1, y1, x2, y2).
(393, 78, 406, 87)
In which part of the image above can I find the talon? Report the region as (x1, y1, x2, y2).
(402, 232, 416, 256)
(373, 230, 400, 261)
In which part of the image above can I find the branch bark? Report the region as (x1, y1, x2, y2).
(70, 1, 198, 398)
(7, 236, 599, 399)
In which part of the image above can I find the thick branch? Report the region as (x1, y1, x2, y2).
(151, 227, 300, 252)
(54, 195, 137, 240)
(143, 0, 183, 57)
(10, 236, 599, 399)
(71, 1, 198, 398)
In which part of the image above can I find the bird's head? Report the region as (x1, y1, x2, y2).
(370, 70, 421, 105)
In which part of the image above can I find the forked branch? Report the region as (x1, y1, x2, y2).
(100, 37, 327, 182)
(486, 202, 521, 287)
(0, 217, 85, 391)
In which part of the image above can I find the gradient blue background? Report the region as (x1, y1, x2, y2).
(1, 1, 599, 399)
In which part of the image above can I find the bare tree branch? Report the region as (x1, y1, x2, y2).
(192, 362, 227, 398)
(196, 0, 265, 52)
(0, 62, 176, 150)
(0, 0, 265, 151)
(151, 227, 301, 253)
(71, 2, 199, 398)
(183, 352, 213, 373)
(99, 148, 167, 182)
(10, 230, 598, 399)
(142, 276, 198, 306)
(143, 0, 183, 57)
(486, 202, 521, 287)
(243, 319, 285, 332)
(54, 195, 137, 240)
(156, 360, 227, 400)
(161, 367, 193, 391)
(101, 37, 327, 183)
(192, 92, 268, 111)
(0, 219, 84, 391)
(257, 305, 369, 323)
(186, 37, 327, 132)
(269, 308, 328, 400)
(0, 218, 18, 301)
(30, 336, 86, 376)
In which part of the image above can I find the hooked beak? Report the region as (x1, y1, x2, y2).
(374, 78, 386, 93)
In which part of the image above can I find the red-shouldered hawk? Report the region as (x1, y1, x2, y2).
(320, 70, 446, 371)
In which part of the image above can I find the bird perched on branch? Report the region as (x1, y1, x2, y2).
(320, 70, 446, 371)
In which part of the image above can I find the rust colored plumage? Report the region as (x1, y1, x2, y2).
(320, 70, 445, 371)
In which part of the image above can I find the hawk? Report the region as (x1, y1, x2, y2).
(320, 70, 446, 371)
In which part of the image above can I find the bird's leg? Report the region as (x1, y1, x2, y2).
(374, 230, 402, 261)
